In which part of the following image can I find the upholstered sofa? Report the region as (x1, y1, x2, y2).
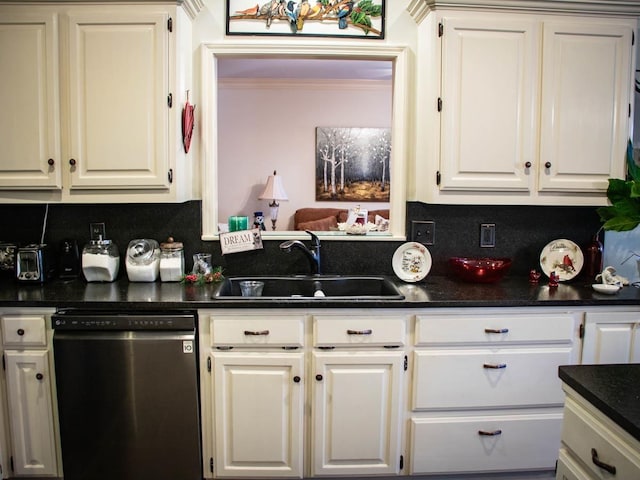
(293, 208, 390, 231)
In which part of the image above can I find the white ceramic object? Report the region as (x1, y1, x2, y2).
(392, 242, 432, 282)
(592, 283, 621, 294)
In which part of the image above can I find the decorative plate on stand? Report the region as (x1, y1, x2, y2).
(392, 242, 432, 282)
(539, 239, 584, 281)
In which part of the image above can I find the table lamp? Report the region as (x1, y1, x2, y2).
(258, 170, 288, 230)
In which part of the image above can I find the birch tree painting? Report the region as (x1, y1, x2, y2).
(316, 127, 391, 201)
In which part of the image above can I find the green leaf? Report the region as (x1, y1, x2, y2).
(602, 216, 640, 231)
(606, 178, 632, 204)
(627, 139, 640, 182)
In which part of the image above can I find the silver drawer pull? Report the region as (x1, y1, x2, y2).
(484, 328, 509, 334)
(478, 429, 502, 436)
(347, 329, 373, 335)
(591, 448, 617, 475)
(483, 363, 507, 369)
(244, 330, 270, 336)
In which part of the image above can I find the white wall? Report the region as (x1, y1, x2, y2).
(217, 78, 392, 230)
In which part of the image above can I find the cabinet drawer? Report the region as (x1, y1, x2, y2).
(561, 397, 640, 479)
(415, 313, 576, 345)
(313, 315, 406, 347)
(412, 347, 571, 409)
(556, 448, 593, 480)
(1, 315, 47, 347)
(211, 316, 304, 348)
(410, 412, 563, 474)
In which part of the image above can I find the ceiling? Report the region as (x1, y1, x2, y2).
(217, 58, 393, 80)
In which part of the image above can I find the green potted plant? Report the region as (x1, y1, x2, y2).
(597, 140, 640, 231)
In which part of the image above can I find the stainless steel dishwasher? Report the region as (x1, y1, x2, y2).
(52, 310, 202, 480)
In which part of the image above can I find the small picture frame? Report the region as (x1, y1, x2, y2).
(226, 1, 385, 40)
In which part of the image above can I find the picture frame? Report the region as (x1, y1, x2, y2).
(315, 127, 391, 202)
(226, 1, 385, 40)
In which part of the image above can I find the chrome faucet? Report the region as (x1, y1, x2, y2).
(279, 230, 321, 274)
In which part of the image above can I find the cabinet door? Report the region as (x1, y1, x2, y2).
(0, 9, 62, 189)
(212, 352, 304, 478)
(312, 351, 403, 476)
(582, 312, 640, 364)
(4, 350, 57, 476)
(66, 10, 170, 190)
(439, 16, 539, 192)
(539, 21, 632, 192)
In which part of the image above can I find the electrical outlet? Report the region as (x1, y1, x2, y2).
(411, 220, 435, 245)
(480, 223, 495, 247)
(90, 223, 106, 241)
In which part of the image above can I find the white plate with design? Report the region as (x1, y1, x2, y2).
(539, 238, 584, 281)
(392, 242, 432, 282)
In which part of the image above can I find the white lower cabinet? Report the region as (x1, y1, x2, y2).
(199, 307, 589, 479)
(200, 310, 406, 479)
(557, 389, 640, 480)
(581, 311, 640, 364)
(4, 351, 57, 476)
(311, 351, 403, 476)
(0, 311, 59, 478)
(212, 352, 304, 478)
(409, 310, 580, 476)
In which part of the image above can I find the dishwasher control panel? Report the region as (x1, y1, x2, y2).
(52, 313, 195, 331)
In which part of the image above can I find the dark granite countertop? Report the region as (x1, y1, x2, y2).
(559, 364, 640, 443)
(0, 275, 638, 310)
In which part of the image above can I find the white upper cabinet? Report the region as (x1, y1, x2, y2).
(439, 16, 539, 192)
(412, 6, 637, 205)
(539, 21, 632, 193)
(65, 10, 170, 190)
(0, 11, 62, 189)
(0, 3, 198, 203)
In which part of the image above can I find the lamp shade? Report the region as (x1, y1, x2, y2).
(258, 171, 288, 201)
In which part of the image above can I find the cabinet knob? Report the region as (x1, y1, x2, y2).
(315, 374, 323, 382)
(478, 429, 502, 436)
(17, 328, 25, 336)
(591, 448, 616, 474)
(293, 376, 301, 383)
(69, 158, 77, 166)
(524, 161, 532, 168)
(544, 161, 552, 169)
(36, 373, 44, 381)
(47, 158, 55, 166)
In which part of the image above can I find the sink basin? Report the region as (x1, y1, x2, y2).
(213, 276, 405, 300)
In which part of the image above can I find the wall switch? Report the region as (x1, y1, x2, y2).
(480, 223, 495, 247)
(411, 220, 435, 245)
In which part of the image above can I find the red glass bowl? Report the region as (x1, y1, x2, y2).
(449, 257, 512, 283)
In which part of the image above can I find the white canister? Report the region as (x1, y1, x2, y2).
(82, 239, 120, 282)
(159, 237, 184, 282)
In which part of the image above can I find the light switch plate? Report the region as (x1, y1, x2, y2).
(480, 223, 495, 247)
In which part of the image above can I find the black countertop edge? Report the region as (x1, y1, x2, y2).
(0, 275, 638, 309)
(559, 364, 640, 443)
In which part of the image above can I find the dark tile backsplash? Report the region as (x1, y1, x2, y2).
(0, 200, 602, 279)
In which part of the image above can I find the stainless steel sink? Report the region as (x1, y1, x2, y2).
(213, 276, 405, 300)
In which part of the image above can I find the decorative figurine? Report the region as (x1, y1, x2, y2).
(253, 211, 266, 231)
(529, 269, 541, 284)
(548, 271, 559, 288)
